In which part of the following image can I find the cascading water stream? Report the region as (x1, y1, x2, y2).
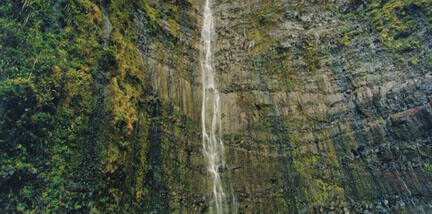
(200, 0, 233, 213)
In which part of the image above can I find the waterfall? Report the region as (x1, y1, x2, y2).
(200, 0, 233, 213)
(101, 5, 112, 49)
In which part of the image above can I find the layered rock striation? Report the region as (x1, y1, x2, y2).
(0, 0, 431, 213)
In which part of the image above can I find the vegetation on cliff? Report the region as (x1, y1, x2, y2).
(0, 0, 431, 213)
(0, 0, 102, 212)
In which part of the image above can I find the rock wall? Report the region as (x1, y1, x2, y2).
(210, 0, 432, 212)
(1, 0, 431, 213)
(115, 0, 432, 212)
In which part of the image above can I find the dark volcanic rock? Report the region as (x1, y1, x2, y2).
(138, 0, 432, 213)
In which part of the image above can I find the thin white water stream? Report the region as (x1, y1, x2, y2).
(200, 0, 230, 213)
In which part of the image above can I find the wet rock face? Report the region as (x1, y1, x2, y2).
(210, 0, 431, 213)
(139, 0, 432, 213)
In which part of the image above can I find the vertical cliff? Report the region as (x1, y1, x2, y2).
(0, 0, 432, 213)
(213, 0, 432, 212)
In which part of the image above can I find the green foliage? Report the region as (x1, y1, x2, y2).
(0, 0, 103, 212)
(100, 48, 118, 72)
(365, 0, 432, 51)
(425, 163, 432, 171)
